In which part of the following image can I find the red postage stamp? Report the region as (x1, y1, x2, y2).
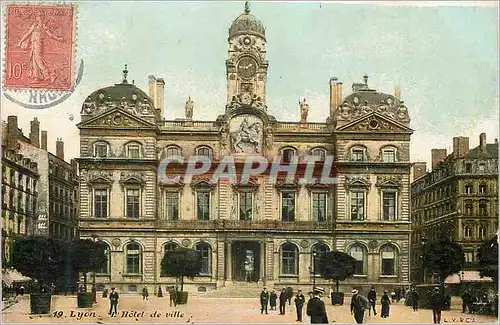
(4, 4, 76, 91)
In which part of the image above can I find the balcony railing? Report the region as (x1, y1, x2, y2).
(156, 219, 333, 232)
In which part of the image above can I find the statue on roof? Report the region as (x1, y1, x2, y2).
(185, 96, 194, 120)
(299, 97, 309, 123)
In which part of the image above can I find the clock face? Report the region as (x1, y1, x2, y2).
(237, 57, 257, 79)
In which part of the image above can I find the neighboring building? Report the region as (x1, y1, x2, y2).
(2, 116, 79, 244)
(77, 3, 413, 294)
(410, 134, 499, 284)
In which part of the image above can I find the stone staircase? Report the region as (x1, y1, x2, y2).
(200, 282, 264, 298)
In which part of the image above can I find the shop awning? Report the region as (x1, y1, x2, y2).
(2, 269, 31, 286)
(444, 271, 493, 284)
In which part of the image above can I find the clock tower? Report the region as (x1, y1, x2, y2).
(226, 2, 268, 110)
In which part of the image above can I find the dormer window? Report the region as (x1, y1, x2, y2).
(196, 146, 212, 159)
(311, 148, 326, 162)
(382, 147, 396, 163)
(281, 148, 296, 163)
(127, 143, 141, 159)
(166, 146, 181, 158)
(94, 142, 109, 158)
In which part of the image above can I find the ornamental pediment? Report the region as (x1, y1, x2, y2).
(336, 113, 413, 133)
(375, 175, 403, 188)
(120, 171, 146, 186)
(344, 175, 371, 188)
(82, 170, 114, 184)
(77, 108, 155, 129)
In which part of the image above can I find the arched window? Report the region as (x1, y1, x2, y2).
(380, 245, 397, 276)
(310, 148, 326, 162)
(350, 146, 366, 162)
(164, 242, 179, 255)
(349, 244, 367, 275)
(381, 146, 396, 163)
(195, 243, 211, 275)
(311, 243, 330, 273)
(196, 146, 212, 158)
(478, 226, 486, 239)
(479, 184, 487, 194)
(280, 243, 298, 275)
(125, 243, 141, 274)
(478, 200, 488, 216)
(126, 142, 142, 159)
(464, 226, 473, 238)
(166, 146, 181, 158)
(97, 242, 111, 274)
(93, 141, 109, 158)
(464, 184, 473, 194)
(281, 148, 296, 163)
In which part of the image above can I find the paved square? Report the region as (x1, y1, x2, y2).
(2, 294, 498, 324)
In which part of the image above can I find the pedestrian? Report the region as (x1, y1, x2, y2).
(390, 290, 396, 303)
(306, 287, 329, 324)
(279, 288, 287, 315)
(108, 287, 119, 317)
(295, 289, 306, 322)
(287, 287, 293, 305)
(411, 288, 419, 311)
(169, 287, 177, 307)
(350, 289, 368, 324)
(430, 287, 443, 324)
(158, 286, 163, 298)
(142, 285, 149, 300)
(269, 289, 277, 310)
(381, 290, 391, 318)
(19, 285, 25, 296)
(92, 285, 97, 303)
(461, 290, 470, 313)
(260, 287, 269, 314)
(367, 286, 377, 316)
(102, 287, 108, 298)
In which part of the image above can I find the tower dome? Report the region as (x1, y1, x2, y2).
(229, 2, 265, 39)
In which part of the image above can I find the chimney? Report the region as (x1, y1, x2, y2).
(479, 133, 487, 151)
(453, 136, 469, 158)
(56, 138, 64, 160)
(41, 131, 48, 150)
(7, 116, 19, 150)
(329, 77, 338, 118)
(148, 75, 156, 104)
(29, 117, 40, 148)
(431, 149, 447, 170)
(412, 162, 427, 180)
(336, 81, 343, 110)
(155, 78, 165, 117)
(394, 85, 401, 99)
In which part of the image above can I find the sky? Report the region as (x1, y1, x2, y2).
(1, 1, 499, 168)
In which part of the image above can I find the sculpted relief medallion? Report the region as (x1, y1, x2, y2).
(229, 115, 263, 154)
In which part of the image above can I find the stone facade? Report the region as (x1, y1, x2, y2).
(77, 4, 413, 294)
(410, 134, 499, 284)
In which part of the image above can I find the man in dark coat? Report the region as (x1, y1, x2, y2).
(294, 289, 306, 322)
(108, 287, 119, 317)
(306, 287, 329, 324)
(461, 290, 470, 313)
(367, 287, 377, 316)
(430, 287, 443, 324)
(279, 288, 287, 315)
(411, 288, 420, 311)
(269, 289, 277, 310)
(350, 289, 368, 324)
(260, 287, 269, 314)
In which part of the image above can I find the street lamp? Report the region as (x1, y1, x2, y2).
(421, 236, 427, 284)
(91, 234, 99, 303)
(312, 252, 317, 291)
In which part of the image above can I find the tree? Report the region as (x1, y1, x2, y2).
(477, 235, 498, 285)
(422, 238, 464, 283)
(318, 250, 356, 292)
(12, 236, 67, 292)
(160, 247, 202, 292)
(70, 239, 107, 292)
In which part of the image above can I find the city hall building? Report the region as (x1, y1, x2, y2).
(77, 4, 413, 294)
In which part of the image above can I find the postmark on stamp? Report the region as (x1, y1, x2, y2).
(3, 3, 83, 109)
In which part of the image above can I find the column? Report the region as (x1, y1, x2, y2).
(260, 241, 265, 284)
(227, 241, 232, 281)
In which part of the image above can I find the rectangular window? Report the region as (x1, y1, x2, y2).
(381, 252, 395, 275)
(352, 149, 364, 161)
(464, 252, 474, 263)
(464, 185, 473, 194)
(126, 189, 140, 218)
(239, 192, 253, 221)
(126, 251, 140, 274)
(95, 144, 108, 158)
(383, 150, 395, 163)
(94, 189, 108, 218)
(197, 191, 210, 220)
(282, 250, 296, 275)
(465, 163, 472, 173)
(382, 192, 396, 220)
(165, 192, 179, 220)
(478, 163, 485, 172)
(312, 192, 327, 222)
(350, 191, 365, 221)
(479, 185, 487, 194)
(127, 145, 140, 159)
(281, 192, 295, 222)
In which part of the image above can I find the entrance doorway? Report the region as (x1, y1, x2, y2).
(232, 241, 260, 282)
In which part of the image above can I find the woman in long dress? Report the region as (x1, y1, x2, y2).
(381, 290, 391, 318)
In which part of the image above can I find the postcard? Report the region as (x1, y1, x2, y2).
(1, 1, 498, 324)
